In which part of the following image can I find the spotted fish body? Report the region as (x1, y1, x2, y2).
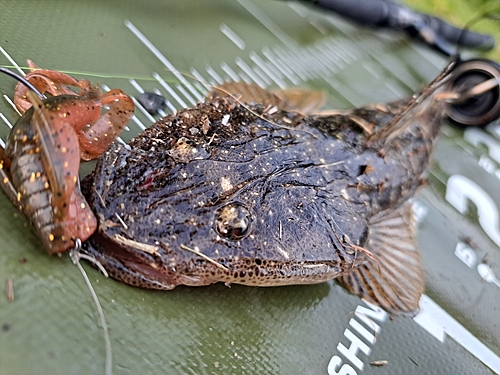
(81, 63, 454, 316)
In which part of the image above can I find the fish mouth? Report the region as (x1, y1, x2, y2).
(82, 225, 359, 290)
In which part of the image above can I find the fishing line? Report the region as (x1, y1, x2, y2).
(70, 240, 113, 375)
(0, 64, 175, 83)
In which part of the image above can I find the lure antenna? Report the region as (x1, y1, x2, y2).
(0, 67, 46, 100)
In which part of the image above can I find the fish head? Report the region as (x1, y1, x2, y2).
(82, 99, 370, 289)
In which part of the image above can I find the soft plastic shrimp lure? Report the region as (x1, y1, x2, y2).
(0, 62, 134, 254)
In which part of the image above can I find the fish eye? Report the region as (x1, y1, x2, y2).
(215, 203, 252, 241)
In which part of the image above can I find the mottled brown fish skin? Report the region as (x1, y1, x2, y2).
(80, 64, 449, 297)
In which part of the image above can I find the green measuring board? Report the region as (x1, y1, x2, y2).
(0, 1, 499, 374)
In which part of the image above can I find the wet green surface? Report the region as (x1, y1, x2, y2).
(0, 1, 499, 375)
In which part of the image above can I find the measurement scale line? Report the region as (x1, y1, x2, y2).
(3, 95, 21, 116)
(175, 84, 196, 106)
(251, 50, 285, 81)
(383, 80, 407, 99)
(130, 78, 175, 116)
(272, 47, 309, 81)
(287, 1, 309, 18)
(131, 97, 156, 124)
(153, 89, 176, 113)
(324, 76, 364, 107)
(280, 45, 317, 79)
(237, 0, 298, 49)
(235, 57, 267, 88)
(153, 72, 187, 108)
(126, 80, 159, 123)
(220, 62, 241, 83)
(193, 82, 209, 96)
(308, 18, 329, 35)
(261, 47, 301, 85)
(1, 111, 12, 149)
(364, 37, 438, 90)
(0, 46, 24, 76)
(129, 115, 146, 132)
(332, 40, 355, 64)
(219, 23, 246, 50)
(295, 46, 328, 78)
(305, 45, 335, 77)
(125, 20, 204, 101)
(238, 70, 253, 84)
(355, 36, 386, 57)
(318, 39, 347, 70)
(274, 46, 313, 81)
(205, 66, 224, 85)
(129, 79, 145, 93)
(189, 68, 212, 90)
(369, 53, 420, 90)
(249, 52, 287, 89)
(320, 45, 347, 74)
(311, 45, 340, 74)
(342, 38, 364, 61)
(0, 113, 13, 129)
(252, 65, 273, 86)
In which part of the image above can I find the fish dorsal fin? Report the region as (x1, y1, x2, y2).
(210, 82, 288, 109)
(210, 82, 326, 115)
(274, 88, 326, 115)
(337, 202, 424, 316)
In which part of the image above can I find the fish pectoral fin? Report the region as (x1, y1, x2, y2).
(209, 82, 326, 115)
(338, 202, 424, 316)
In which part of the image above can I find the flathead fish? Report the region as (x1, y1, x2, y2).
(81, 62, 457, 316)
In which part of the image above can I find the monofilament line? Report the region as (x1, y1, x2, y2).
(70, 239, 113, 375)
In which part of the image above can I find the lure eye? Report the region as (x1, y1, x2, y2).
(215, 203, 253, 240)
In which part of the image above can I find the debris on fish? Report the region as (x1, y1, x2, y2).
(81, 63, 456, 316)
